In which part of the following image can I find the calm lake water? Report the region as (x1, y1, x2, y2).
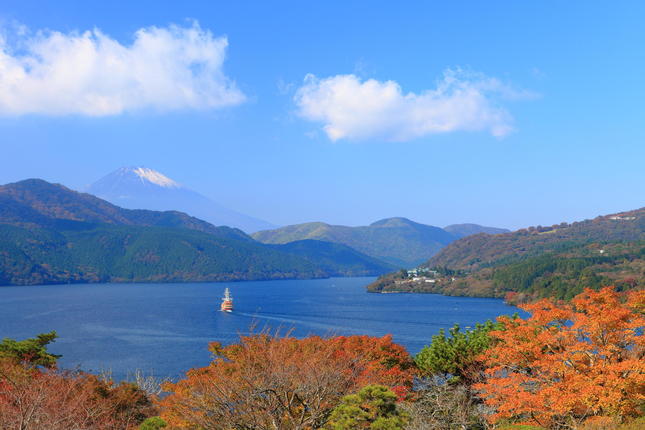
(0, 277, 522, 380)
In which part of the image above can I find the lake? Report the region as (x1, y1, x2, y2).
(0, 277, 522, 380)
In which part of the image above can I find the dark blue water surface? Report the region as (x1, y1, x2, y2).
(0, 277, 522, 380)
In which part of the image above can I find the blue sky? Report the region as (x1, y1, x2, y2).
(0, 1, 643, 230)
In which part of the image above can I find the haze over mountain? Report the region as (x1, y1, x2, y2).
(0, 179, 393, 286)
(88, 167, 275, 233)
(443, 223, 510, 239)
(1, 178, 250, 241)
(253, 217, 508, 267)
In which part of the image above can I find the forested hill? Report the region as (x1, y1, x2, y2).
(253, 218, 508, 267)
(367, 208, 644, 300)
(0, 179, 251, 242)
(268, 240, 396, 277)
(426, 208, 644, 271)
(0, 179, 393, 286)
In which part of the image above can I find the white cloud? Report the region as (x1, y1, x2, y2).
(0, 22, 245, 116)
(294, 69, 533, 142)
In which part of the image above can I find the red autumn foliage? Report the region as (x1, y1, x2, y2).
(160, 333, 416, 429)
(327, 335, 416, 399)
(504, 291, 519, 304)
(0, 358, 155, 430)
(474, 287, 645, 429)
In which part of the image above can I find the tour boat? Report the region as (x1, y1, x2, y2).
(220, 288, 233, 312)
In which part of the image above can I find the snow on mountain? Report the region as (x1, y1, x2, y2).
(131, 167, 180, 188)
(87, 167, 276, 233)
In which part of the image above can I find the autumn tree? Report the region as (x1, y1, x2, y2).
(160, 333, 416, 430)
(0, 359, 156, 429)
(475, 287, 645, 429)
(328, 335, 416, 399)
(402, 378, 486, 430)
(0, 333, 156, 430)
(407, 321, 503, 430)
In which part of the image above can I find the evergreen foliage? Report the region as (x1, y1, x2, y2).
(139, 416, 167, 429)
(325, 385, 409, 430)
(0, 179, 393, 285)
(0, 331, 61, 368)
(414, 320, 502, 383)
(369, 240, 644, 300)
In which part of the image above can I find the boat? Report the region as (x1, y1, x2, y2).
(220, 288, 233, 312)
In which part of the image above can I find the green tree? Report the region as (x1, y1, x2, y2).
(325, 385, 408, 430)
(0, 331, 61, 368)
(414, 320, 502, 383)
(139, 416, 167, 429)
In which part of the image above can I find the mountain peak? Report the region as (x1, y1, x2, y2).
(369, 217, 416, 227)
(253, 217, 457, 267)
(119, 166, 181, 189)
(87, 167, 276, 233)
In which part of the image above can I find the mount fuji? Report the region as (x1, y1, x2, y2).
(87, 167, 276, 233)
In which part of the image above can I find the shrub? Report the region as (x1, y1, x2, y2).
(325, 385, 408, 430)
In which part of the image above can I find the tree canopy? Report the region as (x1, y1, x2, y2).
(474, 287, 645, 428)
(415, 320, 503, 384)
(160, 333, 416, 430)
(0, 331, 61, 368)
(325, 385, 408, 430)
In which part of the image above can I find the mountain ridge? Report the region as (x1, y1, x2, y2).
(1, 178, 252, 242)
(88, 167, 275, 233)
(253, 217, 508, 267)
(443, 223, 510, 238)
(367, 207, 645, 299)
(426, 207, 645, 271)
(0, 179, 393, 286)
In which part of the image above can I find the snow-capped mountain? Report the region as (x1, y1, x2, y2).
(126, 167, 181, 188)
(87, 167, 276, 233)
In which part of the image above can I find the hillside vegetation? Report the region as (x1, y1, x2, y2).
(269, 239, 396, 277)
(0, 222, 328, 285)
(0, 178, 251, 241)
(368, 208, 645, 300)
(0, 179, 393, 286)
(428, 208, 644, 270)
(253, 217, 508, 267)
